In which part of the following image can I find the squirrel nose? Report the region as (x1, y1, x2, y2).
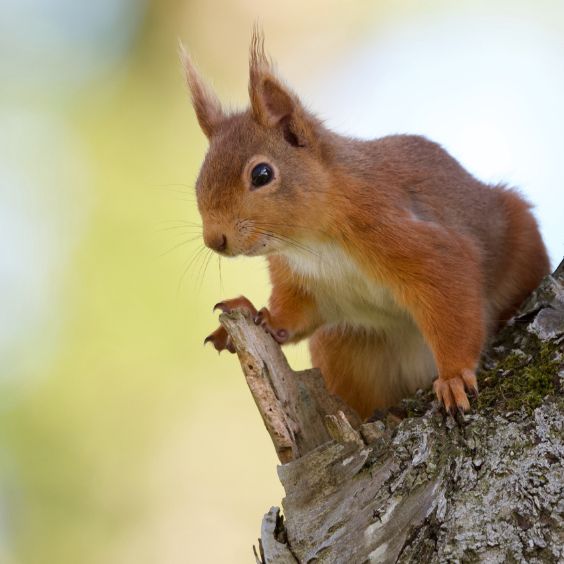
(207, 233, 227, 253)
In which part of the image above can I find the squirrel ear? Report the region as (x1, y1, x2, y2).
(179, 41, 224, 139)
(248, 28, 311, 147)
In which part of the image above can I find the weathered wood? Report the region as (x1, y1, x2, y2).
(222, 259, 564, 563)
(255, 508, 297, 564)
(325, 410, 364, 448)
(220, 311, 361, 463)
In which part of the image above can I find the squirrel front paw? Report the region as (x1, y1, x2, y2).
(204, 325, 235, 354)
(213, 296, 258, 317)
(204, 296, 257, 354)
(254, 307, 290, 344)
(433, 369, 478, 414)
(205, 296, 290, 353)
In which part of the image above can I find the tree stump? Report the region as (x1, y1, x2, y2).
(219, 260, 564, 563)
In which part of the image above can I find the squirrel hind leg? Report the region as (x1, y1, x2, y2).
(309, 324, 436, 419)
(487, 188, 551, 329)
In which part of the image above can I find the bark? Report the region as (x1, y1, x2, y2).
(220, 260, 564, 564)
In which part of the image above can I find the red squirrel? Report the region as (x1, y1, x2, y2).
(180, 31, 550, 417)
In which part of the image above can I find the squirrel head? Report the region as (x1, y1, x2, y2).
(181, 28, 332, 257)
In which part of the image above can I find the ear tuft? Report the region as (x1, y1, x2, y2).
(249, 24, 271, 77)
(248, 26, 295, 127)
(179, 40, 224, 139)
(248, 28, 312, 147)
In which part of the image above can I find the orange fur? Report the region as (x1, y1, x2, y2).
(266, 255, 322, 342)
(183, 29, 550, 416)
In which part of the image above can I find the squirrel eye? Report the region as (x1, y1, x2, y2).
(250, 163, 274, 188)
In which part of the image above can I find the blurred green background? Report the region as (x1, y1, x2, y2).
(0, 1, 562, 563)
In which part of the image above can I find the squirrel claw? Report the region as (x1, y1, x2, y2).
(212, 302, 225, 314)
(434, 371, 475, 414)
(209, 298, 288, 348)
(207, 296, 259, 354)
(254, 307, 289, 344)
(461, 369, 478, 396)
(204, 325, 235, 354)
(213, 296, 258, 316)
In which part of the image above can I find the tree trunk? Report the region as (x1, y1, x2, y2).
(219, 260, 564, 564)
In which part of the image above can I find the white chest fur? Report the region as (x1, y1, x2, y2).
(281, 241, 437, 400)
(281, 242, 410, 331)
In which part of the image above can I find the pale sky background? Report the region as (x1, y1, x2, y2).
(309, 7, 563, 266)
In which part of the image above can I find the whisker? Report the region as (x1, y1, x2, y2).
(250, 227, 312, 251)
(177, 245, 207, 296)
(151, 183, 197, 194)
(218, 256, 224, 293)
(197, 249, 214, 292)
(155, 219, 202, 227)
(252, 220, 327, 236)
(159, 236, 202, 258)
(156, 224, 203, 234)
(249, 227, 320, 257)
(253, 218, 363, 259)
(169, 197, 198, 204)
(269, 234, 319, 256)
